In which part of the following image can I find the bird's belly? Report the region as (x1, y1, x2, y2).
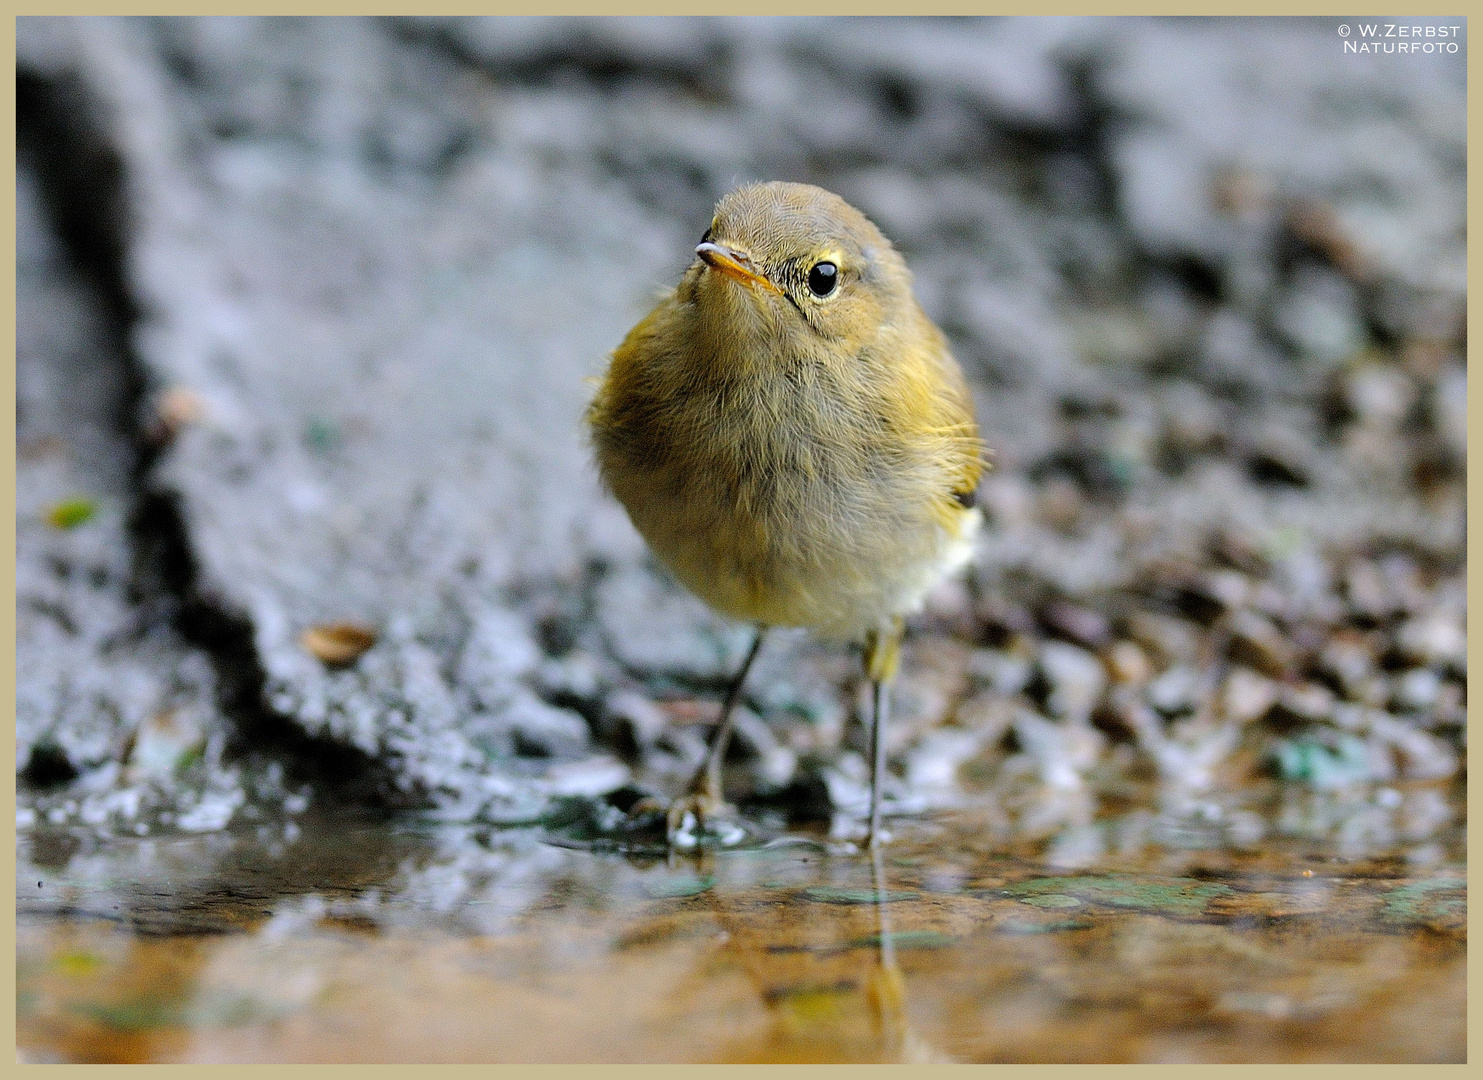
(610, 448, 979, 641)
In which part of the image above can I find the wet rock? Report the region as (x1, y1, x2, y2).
(595, 564, 752, 682)
(18, 16, 1466, 830)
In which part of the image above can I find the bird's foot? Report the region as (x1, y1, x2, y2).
(659, 791, 746, 850)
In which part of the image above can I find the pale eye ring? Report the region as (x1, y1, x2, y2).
(807, 261, 838, 297)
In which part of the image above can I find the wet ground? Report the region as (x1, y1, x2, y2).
(17, 787, 1465, 1063)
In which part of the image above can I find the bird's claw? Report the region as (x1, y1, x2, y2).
(664, 792, 745, 850)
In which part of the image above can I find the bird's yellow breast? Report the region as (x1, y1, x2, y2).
(586, 181, 984, 641)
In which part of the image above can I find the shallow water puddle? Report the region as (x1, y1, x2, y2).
(17, 802, 1465, 1062)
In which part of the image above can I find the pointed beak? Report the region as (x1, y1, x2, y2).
(696, 241, 779, 292)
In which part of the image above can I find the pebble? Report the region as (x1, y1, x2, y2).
(1396, 612, 1466, 669)
(1042, 601, 1111, 648)
(966, 647, 1034, 697)
(1276, 682, 1337, 724)
(1393, 667, 1442, 713)
(601, 690, 669, 752)
(1010, 710, 1104, 791)
(300, 622, 378, 667)
(1104, 640, 1152, 685)
(1039, 641, 1107, 724)
(1126, 611, 1201, 667)
(1227, 609, 1294, 679)
(1221, 667, 1277, 725)
(1146, 664, 1201, 717)
(1367, 714, 1457, 781)
(1344, 361, 1415, 428)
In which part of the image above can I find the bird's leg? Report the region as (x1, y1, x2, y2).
(863, 619, 903, 848)
(666, 627, 767, 842)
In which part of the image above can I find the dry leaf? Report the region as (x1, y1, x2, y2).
(301, 622, 378, 666)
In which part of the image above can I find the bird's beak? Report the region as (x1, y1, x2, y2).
(696, 241, 779, 292)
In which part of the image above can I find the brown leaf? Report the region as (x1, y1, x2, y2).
(301, 622, 378, 667)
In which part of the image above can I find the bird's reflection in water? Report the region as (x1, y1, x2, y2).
(669, 843, 952, 1063)
(865, 843, 951, 1063)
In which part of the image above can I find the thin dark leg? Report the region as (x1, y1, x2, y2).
(689, 627, 767, 801)
(868, 677, 891, 846)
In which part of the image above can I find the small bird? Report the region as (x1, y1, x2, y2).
(587, 181, 984, 847)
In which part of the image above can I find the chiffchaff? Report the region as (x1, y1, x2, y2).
(588, 181, 985, 847)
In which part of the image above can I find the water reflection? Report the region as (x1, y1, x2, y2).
(17, 785, 1466, 1063)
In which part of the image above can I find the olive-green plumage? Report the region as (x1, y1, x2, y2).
(589, 181, 983, 642)
(586, 181, 985, 845)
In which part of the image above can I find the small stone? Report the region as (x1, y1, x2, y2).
(1286, 201, 1370, 282)
(1126, 610, 1201, 667)
(1146, 664, 1200, 716)
(1367, 714, 1457, 781)
(1431, 364, 1466, 459)
(602, 690, 669, 752)
(153, 386, 207, 438)
(903, 727, 989, 791)
(1199, 570, 1251, 613)
(1222, 667, 1278, 725)
(1104, 640, 1152, 685)
(966, 647, 1034, 697)
(730, 708, 798, 793)
(1041, 601, 1110, 648)
(1036, 478, 1084, 532)
(1227, 609, 1294, 679)
(1319, 631, 1376, 694)
(1038, 641, 1106, 723)
(1274, 682, 1337, 724)
(1344, 361, 1414, 429)
(1270, 732, 1375, 789)
(953, 691, 1016, 739)
(1396, 612, 1466, 670)
(543, 755, 630, 798)
(126, 709, 207, 782)
(301, 622, 378, 667)
(1393, 667, 1442, 713)
(1009, 709, 1104, 790)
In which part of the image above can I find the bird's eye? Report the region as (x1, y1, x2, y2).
(807, 261, 838, 297)
(700, 226, 714, 245)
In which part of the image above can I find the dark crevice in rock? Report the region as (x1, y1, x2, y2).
(17, 65, 402, 808)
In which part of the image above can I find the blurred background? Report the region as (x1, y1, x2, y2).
(14, 18, 1467, 1060)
